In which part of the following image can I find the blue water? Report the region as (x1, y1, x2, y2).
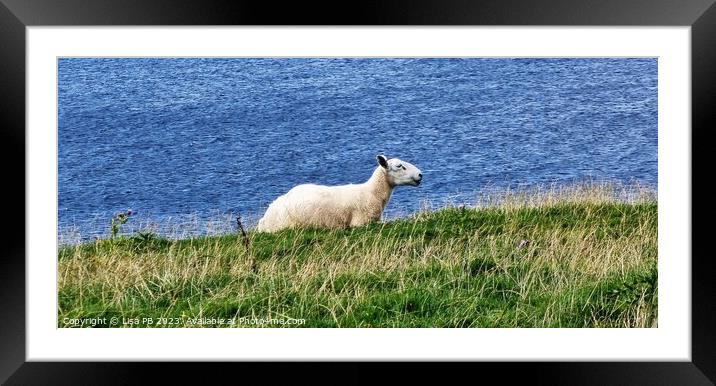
(58, 58, 657, 241)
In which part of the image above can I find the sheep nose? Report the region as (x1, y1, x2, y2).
(418, 173, 423, 179)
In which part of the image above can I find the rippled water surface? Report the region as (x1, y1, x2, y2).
(58, 58, 657, 241)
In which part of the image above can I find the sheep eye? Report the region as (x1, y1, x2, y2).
(400, 165, 406, 170)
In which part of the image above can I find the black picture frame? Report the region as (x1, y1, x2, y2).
(2, 0, 714, 384)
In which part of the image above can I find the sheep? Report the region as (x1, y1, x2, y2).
(256, 155, 423, 232)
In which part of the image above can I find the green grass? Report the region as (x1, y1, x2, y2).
(58, 187, 657, 328)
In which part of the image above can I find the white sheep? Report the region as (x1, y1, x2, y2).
(256, 155, 423, 232)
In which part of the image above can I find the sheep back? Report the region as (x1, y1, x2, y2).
(257, 182, 384, 232)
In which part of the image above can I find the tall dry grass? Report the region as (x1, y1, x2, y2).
(58, 183, 657, 328)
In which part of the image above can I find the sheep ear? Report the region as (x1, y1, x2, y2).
(377, 155, 389, 169)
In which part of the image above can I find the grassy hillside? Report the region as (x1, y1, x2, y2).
(58, 186, 657, 328)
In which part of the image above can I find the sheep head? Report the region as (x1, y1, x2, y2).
(377, 154, 423, 187)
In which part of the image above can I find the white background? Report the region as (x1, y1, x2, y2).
(27, 27, 690, 361)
